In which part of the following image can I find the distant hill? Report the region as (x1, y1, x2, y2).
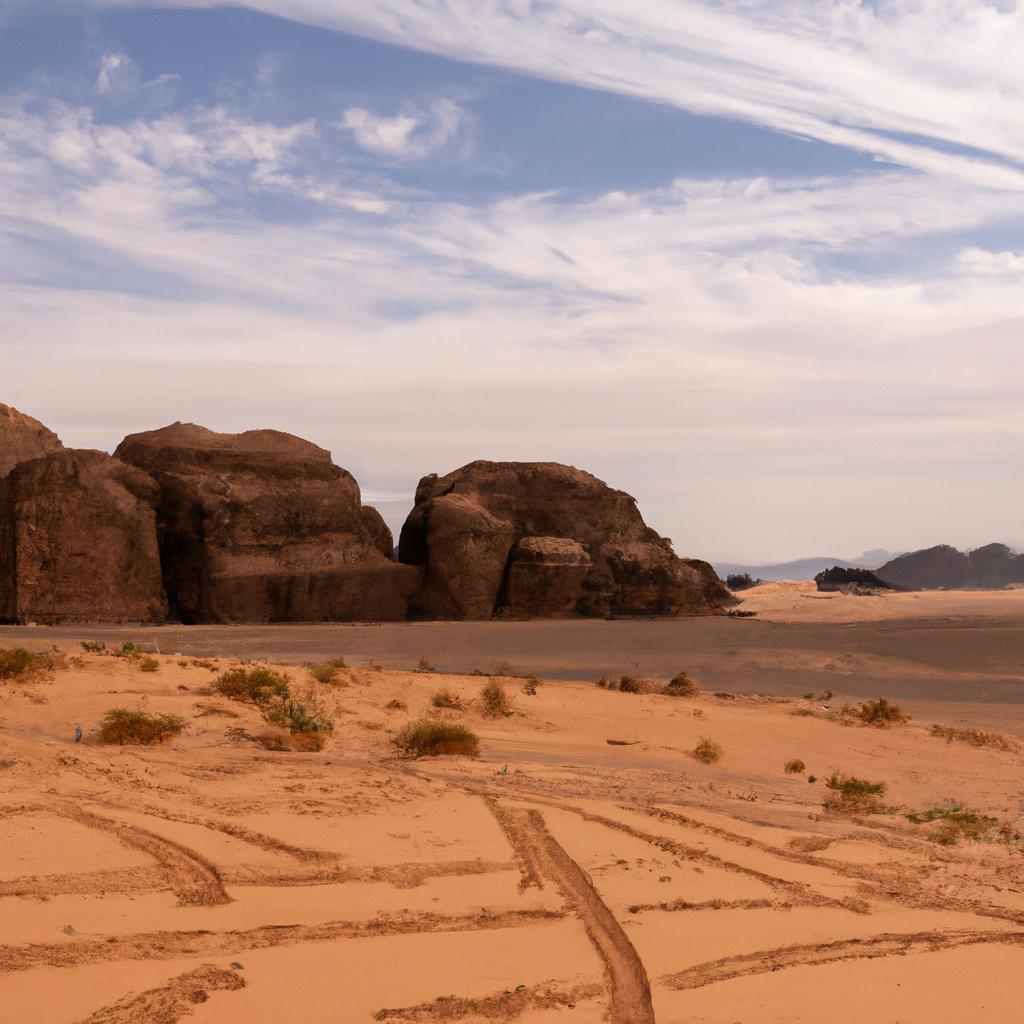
(876, 543, 1024, 590)
(715, 550, 893, 583)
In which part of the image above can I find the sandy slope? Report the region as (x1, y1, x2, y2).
(2, 643, 1024, 1023)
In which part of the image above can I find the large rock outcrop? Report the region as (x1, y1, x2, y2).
(0, 403, 63, 480)
(0, 450, 167, 624)
(398, 460, 732, 619)
(115, 423, 417, 623)
(876, 543, 1024, 590)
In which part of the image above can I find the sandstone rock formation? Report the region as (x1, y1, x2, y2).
(0, 450, 167, 624)
(0, 403, 63, 480)
(814, 566, 895, 594)
(398, 460, 732, 619)
(115, 423, 417, 623)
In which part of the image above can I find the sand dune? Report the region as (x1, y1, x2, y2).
(3, 626, 1024, 1022)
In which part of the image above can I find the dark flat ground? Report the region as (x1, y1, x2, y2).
(5, 616, 1024, 733)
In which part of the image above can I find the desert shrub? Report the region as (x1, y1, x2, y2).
(394, 720, 480, 758)
(598, 674, 656, 694)
(791, 707, 815, 718)
(431, 688, 465, 710)
(80, 641, 106, 654)
(784, 758, 806, 774)
(191, 658, 218, 671)
(97, 709, 185, 746)
(139, 657, 160, 673)
(693, 738, 723, 764)
(906, 804, 997, 845)
(114, 641, 139, 659)
(308, 657, 347, 683)
(385, 698, 408, 711)
(0, 648, 43, 680)
(266, 690, 333, 736)
(215, 666, 290, 706)
(665, 672, 699, 697)
(416, 656, 436, 673)
(856, 698, 909, 727)
(480, 680, 513, 718)
(824, 771, 887, 813)
(929, 724, 1020, 752)
(807, 775, 818, 783)
(521, 675, 541, 696)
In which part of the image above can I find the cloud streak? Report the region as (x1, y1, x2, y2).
(93, 0, 1024, 189)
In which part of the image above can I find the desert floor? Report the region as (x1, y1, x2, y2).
(3, 585, 1024, 1022)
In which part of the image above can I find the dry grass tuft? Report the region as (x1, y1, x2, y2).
(693, 738, 723, 764)
(431, 688, 465, 710)
(784, 758, 806, 774)
(665, 672, 700, 697)
(0, 647, 64, 681)
(480, 679, 513, 718)
(139, 656, 160, 673)
(855, 698, 909, 727)
(308, 657, 347, 683)
(97, 709, 185, 745)
(394, 720, 480, 758)
(929, 724, 1020, 752)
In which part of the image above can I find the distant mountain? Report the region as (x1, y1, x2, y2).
(715, 550, 893, 583)
(876, 543, 1024, 590)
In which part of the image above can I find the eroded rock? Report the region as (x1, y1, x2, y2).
(399, 460, 731, 619)
(0, 450, 167, 624)
(115, 422, 417, 623)
(0, 404, 63, 480)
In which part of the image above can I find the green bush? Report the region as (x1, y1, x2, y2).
(266, 691, 333, 736)
(693, 738, 723, 764)
(215, 667, 291, 706)
(824, 771, 887, 812)
(80, 641, 106, 654)
(97, 709, 185, 745)
(139, 657, 160, 673)
(394, 720, 480, 758)
(114, 641, 139, 659)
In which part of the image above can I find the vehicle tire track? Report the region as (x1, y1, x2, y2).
(53, 803, 230, 907)
(661, 928, 1024, 991)
(483, 797, 545, 890)
(0, 908, 565, 972)
(499, 804, 655, 1024)
(79, 964, 245, 1023)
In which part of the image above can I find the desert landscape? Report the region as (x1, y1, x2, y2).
(4, 584, 1024, 1023)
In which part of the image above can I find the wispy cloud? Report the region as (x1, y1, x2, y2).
(92, 0, 1024, 189)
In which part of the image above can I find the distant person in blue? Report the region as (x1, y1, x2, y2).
(74, 725, 83, 744)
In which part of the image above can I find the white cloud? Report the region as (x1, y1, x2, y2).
(96, 52, 140, 97)
(340, 98, 468, 160)
(90, 0, 1024, 190)
(3, 89, 1024, 558)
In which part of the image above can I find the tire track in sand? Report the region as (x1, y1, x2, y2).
(660, 928, 1024, 991)
(496, 804, 655, 1024)
(78, 965, 245, 1023)
(53, 803, 230, 907)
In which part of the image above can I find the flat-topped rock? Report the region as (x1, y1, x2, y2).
(115, 423, 416, 623)
(0, 450, 167, 624)
(0, 403, 63, 480)
(399, 460, 731, 619)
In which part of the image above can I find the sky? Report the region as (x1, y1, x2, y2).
(1, 1, 1022, 563)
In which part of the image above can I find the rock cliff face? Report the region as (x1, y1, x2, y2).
(0, 403, 63, 480)
(0, 450, 167, 624)
(115, 423, 416, 623)
(876, 543, 1024, 590)
(398, 460, 731, 619)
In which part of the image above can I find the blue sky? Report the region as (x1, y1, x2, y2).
(1, 1, 1023, 561)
